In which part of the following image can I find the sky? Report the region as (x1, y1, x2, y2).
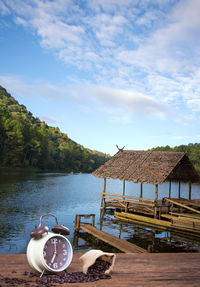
(0, 0, 200, 156)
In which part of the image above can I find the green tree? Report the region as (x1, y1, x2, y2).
(0, 86, 110, 171)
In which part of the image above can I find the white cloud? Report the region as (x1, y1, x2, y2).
(40, 116, 62, 124)
(88, 13, 127, 47)
(187, 99, 200, 112)
(1, 0, 200, 124)
(66, 83, 172, 122)
(0, 0, 9, 14)
(0, 75, 172, 123)
(84, 85, 171, 121)
(0, 75, 71, 102)
(117, 0, 200, 74)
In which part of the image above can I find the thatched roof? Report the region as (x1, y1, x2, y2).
(92, 150, 200, 184)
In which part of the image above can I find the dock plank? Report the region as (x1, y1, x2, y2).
(80, 224, 146, 253)
(0, 253, 200, 286)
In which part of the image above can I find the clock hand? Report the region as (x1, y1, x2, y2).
(54, 242, 57, 253)
(50, 242, 57, 263)
(51, 252, 56, 264)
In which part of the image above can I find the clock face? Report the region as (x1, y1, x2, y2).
(43, 236, 69, 271)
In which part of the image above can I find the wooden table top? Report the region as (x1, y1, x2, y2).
(0, 253, 200, 286)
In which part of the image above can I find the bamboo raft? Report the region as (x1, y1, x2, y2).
(0, 253, 200, 286)
(75, 214, 146, 253)
(114, 211, 200, 239)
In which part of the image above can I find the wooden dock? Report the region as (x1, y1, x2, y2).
(80, 224, 146, 253)
(1, 253, 200, 286)
(75, 214, 146, 253)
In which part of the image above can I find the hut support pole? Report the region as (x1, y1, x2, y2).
(140, 183, 143, 198)
(101, 178, 106, 210)
(123, 180, 127, 212)
(154, 184, 158, 218)
(123, 180, 125, 197)
(178, 181, 181, 212)
(178, 181, 181, 199)
(189, 182, 192, 200)
(169, 181, 171, 198)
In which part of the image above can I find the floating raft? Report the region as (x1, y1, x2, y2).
(1, 253, 200, 286)
(114, 211, 200, 238)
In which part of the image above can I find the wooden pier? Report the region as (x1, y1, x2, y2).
(1, 253, 200, 286)
(75, 214, 146, 253)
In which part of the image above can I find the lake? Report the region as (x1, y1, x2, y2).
(0, 171, 200, 254)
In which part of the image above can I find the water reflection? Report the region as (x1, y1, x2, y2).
(0, 171, 200, 254)
(0, 171, 103, 253)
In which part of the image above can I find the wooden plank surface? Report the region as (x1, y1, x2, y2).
(80, 224, 146, 253)
(0, 253, 200, 287)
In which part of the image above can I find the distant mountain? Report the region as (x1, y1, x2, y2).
(151, 144, 200, 173)
(0, 86, 110, 172)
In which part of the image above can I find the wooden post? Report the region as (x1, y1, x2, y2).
(122, 180, 126, 211)
(99, 208, 105, 230)
(169, 181, 171, 198)
(189, 182, 192, 200)
(123, 180, 126, 206)
(92, 214, 95, 227)
(101, 178, 106, 210)
(123, 180, 125, 196)
(125, 202, 129, 213)
(155, 184, 158, 201)
(154, 184, 158, 218)
(77, 215, 81, 231)
(170, 203, 174, 214)
(178, 181, 181, 199)
(75, 214, 81, 231)
(178, 181, 181, 212)
(140, 183, 143, 198)
(75, 214, 77, 231)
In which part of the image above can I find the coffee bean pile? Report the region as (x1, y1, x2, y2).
(87, 257, 111, 276)
(0, 258, 111, 287)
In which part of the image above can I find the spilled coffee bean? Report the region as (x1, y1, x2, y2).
(88, 257, 111, 275)
(0, 258, 111, 286)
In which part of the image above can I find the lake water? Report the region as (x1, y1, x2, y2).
(0, 171, 200, 254)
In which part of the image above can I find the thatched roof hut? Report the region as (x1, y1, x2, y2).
(93, 150, 200, 218)
(92, 150, 200, 184)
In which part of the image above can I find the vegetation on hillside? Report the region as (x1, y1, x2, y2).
(0, 86, 110, 172)
(151, 144, 200, 172)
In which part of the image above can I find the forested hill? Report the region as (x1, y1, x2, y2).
(151, 144, 200, 173)
(0, 86, 110, 172)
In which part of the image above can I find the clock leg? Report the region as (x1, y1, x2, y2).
(40, 269, 45, 278)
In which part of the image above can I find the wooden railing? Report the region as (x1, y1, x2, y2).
(164, 198, 200, 215)
(74, 213, 95, 231)
(100, 192, 155, 215)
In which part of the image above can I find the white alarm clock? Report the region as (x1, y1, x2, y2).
(27, 214, 73, 276)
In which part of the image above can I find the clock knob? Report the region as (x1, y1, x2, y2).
(52, 225, 70, 235)
(30, 225, 49, 239)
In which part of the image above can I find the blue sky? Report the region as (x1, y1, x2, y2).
(0, 0, 200, 155)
